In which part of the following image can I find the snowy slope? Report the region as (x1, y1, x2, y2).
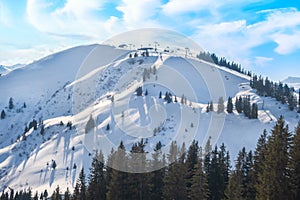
(0, 65, 11, 75)
(0, 44, 299, 194)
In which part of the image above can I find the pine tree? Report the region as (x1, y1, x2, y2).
(289, 122, 300, 199)
(136, 86, 143, 96)
(226, 97, 233, 113)
(288, 94, 296, 111)
(8, 97, 14, 109)
(87, 151, 106, 200)
(207, 145, 229, 200)
(51, 185, 62, 200)
(225, 170, 243, 200)
(106, 141, 129, 200)
(151, 142, 165, 200)
(1, 110, 5, 119)
(189, 148, 209, 200)
(181, 94, 185, 104)
(186, 140, 199, 190)
(217, 97, 225, 113)
(85, 114, 95, 133)
(73, 168, 86, 200)
(253, 130, 267, 199)
(33, 192, 38, 200)
(209, 101, 214, 112)
(236, 96, 243, 113)
(44, 190, 48, 199)
(298, 90, 300, 113)
(163, 142, 187, 200)
(256, 116, 291, 199)
(64, 188, 71, 200)
(40, 124, 45, 135)
(127, 140, 152, 200)
(251, 103, 258, 119)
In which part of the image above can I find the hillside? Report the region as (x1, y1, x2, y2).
(0, 44, 299, 194)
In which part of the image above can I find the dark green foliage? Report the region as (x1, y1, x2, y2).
(164, 92, 172, 103)
(289, 122, 300, 199)
(64, 188, 71, 200)
(73, 168, 86, 200)
(87, 151, 106, 200)
(106, 142, 130, 200)
(40, 124, 45, 135)
(217, 97, 225, 113)
(8, 97, 14, 109)
(189, 148, 209, 200)
(235, 96, 243, 113)
(225, 148, 255, 200)
(256, 116, 292, 199)
(251, 103, 258, 119)
(288, 94, 296, 111)
(8, 118, 300, 200)
(206, 144, 230, 200)
(226, 97, 233, 113)
(67, 121, 72, 130)
(1, 109, 5, 119)
(209, 101, 214, 112)
(51, 185, 62, 200)
(197, 52, 250, 76)
(33, 191, 38, 200)
(251, 75, 296, 109)
(29, 119, 38, 130)
(151, 142, 165, 200)
(298, 90, 300, 113)
(136, 86, 143, 96)
(163, 142, 188, 200)
(127, 140, 152, 200)
(52, 160, 57, 169)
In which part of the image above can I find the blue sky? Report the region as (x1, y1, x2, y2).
(0, 0, 299, 81)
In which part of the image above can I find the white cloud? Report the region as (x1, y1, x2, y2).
(116, 0, 162, 28)
(272, 32, 300, 55)
(162, 0, 211, 15)
(255, 56, 273, 67)
(0, 44, 67, 66)
(26, 0, 112, 40)
(192, 7, 300, 68)
(0, 2, 12, 26)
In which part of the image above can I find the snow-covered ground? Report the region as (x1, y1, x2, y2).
(0, 44, 299, 193)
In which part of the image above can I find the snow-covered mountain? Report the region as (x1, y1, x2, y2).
(283, 76, 300, 91)
(0, 44, 299, 194)
(0, 64, 25, 76)
(0, 65, 10, 75)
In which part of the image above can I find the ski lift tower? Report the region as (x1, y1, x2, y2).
(185, 47, 190, 58)
(154, 41, 159, 52)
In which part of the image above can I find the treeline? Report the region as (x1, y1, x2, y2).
(197, 52, 251, 76)
(206, 96, 258, 119)
(2, 116, 300, 200)
(251, 75, 300, 112)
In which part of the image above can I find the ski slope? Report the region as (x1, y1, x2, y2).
(0, 44, 299, 193)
